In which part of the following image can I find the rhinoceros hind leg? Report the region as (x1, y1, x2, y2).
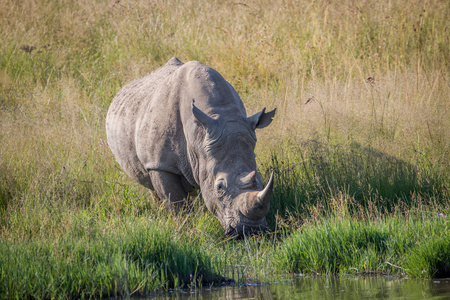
(148, 170, 190, 213)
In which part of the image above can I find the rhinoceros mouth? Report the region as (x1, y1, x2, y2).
(225, 224, 268, 239)
(225, 213, 269, 239)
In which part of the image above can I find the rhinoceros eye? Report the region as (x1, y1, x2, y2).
(216, 181, 226, 197)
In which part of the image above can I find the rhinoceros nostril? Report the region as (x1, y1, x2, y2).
(225, 227, 239, 239)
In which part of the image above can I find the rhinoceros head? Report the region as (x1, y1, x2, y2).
(191, 102, 276, 238)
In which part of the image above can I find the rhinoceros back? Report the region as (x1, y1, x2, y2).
(106, 57, 184, 189)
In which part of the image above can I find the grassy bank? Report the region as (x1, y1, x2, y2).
(1, 217, 221, 299)
(277, 203, 450, 277)
(1, 0, 449, 298)
(1, 202, 448, 299)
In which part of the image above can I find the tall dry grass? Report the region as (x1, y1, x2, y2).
(1, 0, 448, 241)
(0, 0, 449, 296)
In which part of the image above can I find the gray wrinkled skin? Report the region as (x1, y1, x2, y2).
(106, 57, 276, 237)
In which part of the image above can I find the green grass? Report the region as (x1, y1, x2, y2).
(0, 217, 222, 299)
(276, 207, 450, 277)
(0, 0, 449, 298)
(405, 234, 450, 278)
(263, 139, 448, 224)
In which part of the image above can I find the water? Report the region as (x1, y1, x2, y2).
(146, 276, 450, 299)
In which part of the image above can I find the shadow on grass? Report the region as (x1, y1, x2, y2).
(261, 139, 446, 225)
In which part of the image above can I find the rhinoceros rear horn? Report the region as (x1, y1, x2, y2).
(192, 101, 218, 133)
(240, 172, 274, 220)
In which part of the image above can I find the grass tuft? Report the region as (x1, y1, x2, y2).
(405, 234, 450, 278)
(276, 207, 450, 277)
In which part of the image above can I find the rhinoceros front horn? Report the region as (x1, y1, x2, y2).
(240, 172, 274, 220)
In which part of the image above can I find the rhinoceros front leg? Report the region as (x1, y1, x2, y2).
(148, 170, 190, 213)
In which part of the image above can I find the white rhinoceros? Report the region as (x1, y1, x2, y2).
(106, 57, 276, 237)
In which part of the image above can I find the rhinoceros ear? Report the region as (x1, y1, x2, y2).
(192, 101, 218, 134)
(248, 107, 276, 129)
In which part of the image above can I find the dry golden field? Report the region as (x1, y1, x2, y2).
(0, 0, 449, 297)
